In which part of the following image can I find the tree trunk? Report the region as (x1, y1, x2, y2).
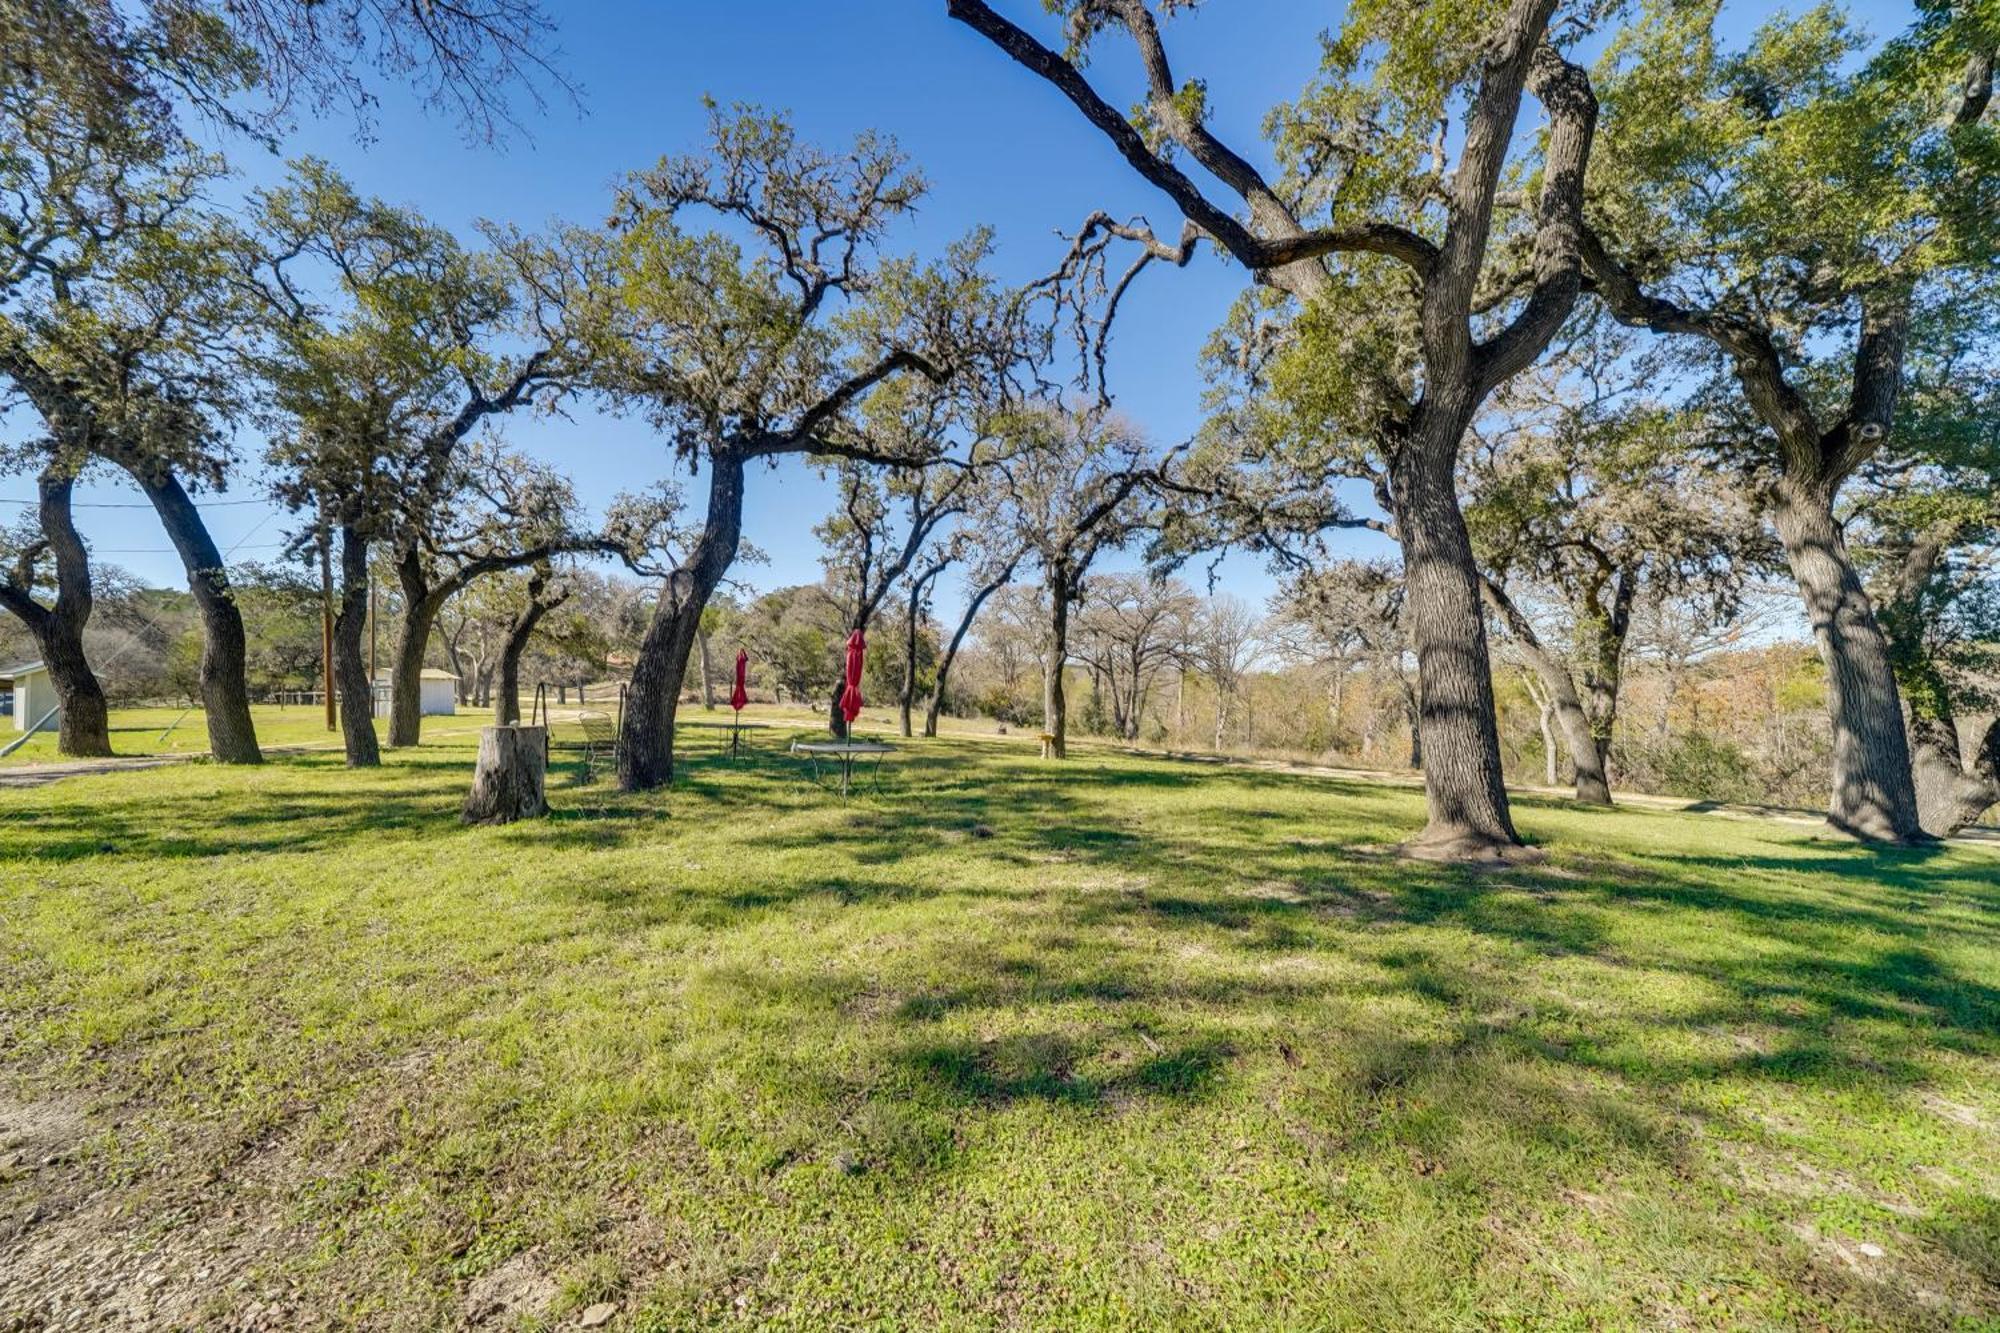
(1043, 566, 1072, 758)
(130, 467, 261, 763)
(1522, 672, 1561, 787)
(1391, 429, 1527, 858)
(926, 562, 1015, 738)
(898, 578, 923, 739)
(0, 471, 112, 756)
(828, 673, 849, 739)
(28, 600, 111, 756)
(1484, 583, 1611, 807)
(462, 725, 547, 824)
(385, 549, 442, 748)
(1116, 650, 1136, 741)
(1540, 701, 1559, 787)
(495, 595, 553, 726)
(333, 524, 380, 767)
(444, 623, 471, 703)
(618, 451, 745, 792)
(1770, 483, 1924, 841)
(44, 616, 112, 752)
(1123, 653, 1146, 742)
(1909, 715, 1999, 837)
(1580, 570, 1635, 792)
(1880, 534, 1998, 838)
(1401, 676, 1422, 770)
(386, 622, 434, 745)
(1912, 717, 1998, 836)
(1545, 698, 1601, 796)
(698, 631, 716, 709)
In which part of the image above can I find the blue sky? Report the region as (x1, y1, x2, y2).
(22, 0, 1909, 622)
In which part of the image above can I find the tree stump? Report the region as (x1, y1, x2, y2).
(462, 725, 548, 824)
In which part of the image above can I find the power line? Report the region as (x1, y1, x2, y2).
(0, 496, 274, 509)
(223, 509, 281, 561)
(1, 492, 290, 553)
(1, 504, 295, 750)
(65, 511, 287, 671)
(92, 541, 286, 555)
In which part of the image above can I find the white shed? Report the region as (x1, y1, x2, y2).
(374, 669, 459, 718)
(2, 661, 57, 732)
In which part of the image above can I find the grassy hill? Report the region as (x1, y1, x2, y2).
(1, 719, 1994, 1329)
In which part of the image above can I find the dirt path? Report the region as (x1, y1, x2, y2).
(0, 722, 505, 790)
(0, 754, 192, 789)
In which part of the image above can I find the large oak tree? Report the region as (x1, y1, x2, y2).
(0, 32, 271, 761)
(248, 163, 584, 762)
(596, 106, 1013, 791)
(949, 0, 1599, 860)
(1577, 0, 1997, 840)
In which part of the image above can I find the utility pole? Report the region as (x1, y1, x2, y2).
(320, 531, 336, 732)
(368, 582, 377, 681)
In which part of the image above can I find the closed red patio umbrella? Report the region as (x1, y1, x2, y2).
(730, 650, 749, 756)
(840, 630, 866, 726)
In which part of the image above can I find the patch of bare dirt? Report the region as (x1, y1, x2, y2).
(1072, 872, 1148, 894)
(0, 1088, 319, 1331)
(1243, 880, 1306, 905)
(1920, 1092, 1991, 1132)
(462, 1251, 557, 1327)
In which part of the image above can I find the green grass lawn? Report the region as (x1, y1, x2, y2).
(0, 700, 979, 767)
(0, 720, 1995, 1329)
(0, 703, 384, 765)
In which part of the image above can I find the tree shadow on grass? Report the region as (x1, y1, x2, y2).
(0, 771, 464, 861)
(1919, 1192, 2000, 1291)
(901, 1029, 1237, 1108)
(647, 798, 1994, 1138)
(18, 744, 1993, 1119)
(611, 748, 2000, 1109)
(18, 736, 1998, 1104)
(1656, 832, 1977, 887)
